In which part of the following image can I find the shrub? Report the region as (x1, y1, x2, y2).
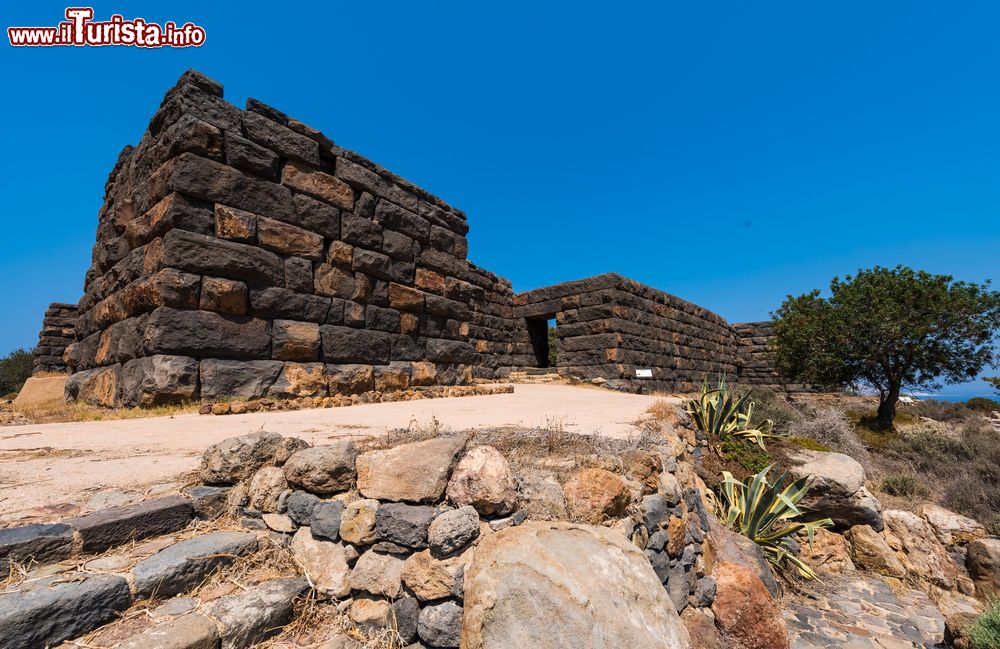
(546, 327, 557, 368)
(685, 379, 774, 449)
(785, 436, 834, 452)
(880, 473, 929, 498)
(968, 598, 1000, 649)
(966, 397, 1000, 413)
(791, 407, 872, 470)
(737, 386, 803, 434)
(901, 398, 971, 422)
(716, 465, 833, 580)
(0, 348, 33, 395)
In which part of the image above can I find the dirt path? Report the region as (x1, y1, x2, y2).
(0, 384, 674, 524)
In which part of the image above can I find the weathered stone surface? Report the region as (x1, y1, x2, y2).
(418, 601, 462, 648)
(376, 503, 437, 549)
(285, 490, 319, 526)
(199, 359, 284, 401)
(0, 573, 132, 648)
(258, 215, 325, 259)
(350, 550, 405, 597)
(516, 469, 568, 519)
(215, 203, 258, 243)
(200, 431, 289, 484)
(145, 307, 271, 359)
(65, 365, 121, 407)
(282, 161, 354, 210)
(66, 495, 194, 553)
(446, 445, 517, 516)
(798, 527, 854, 575)
(391, 595, 420, 645)
(160, 228, 284, 286)
(242, 112, 320, 165)
(562, 467, 631, 524)
(461, 521, 690, 649)
(268, 361, 328, 398)
(351, 598, 390, 630)
(311, 501, 344, 541)
(188, 485, 231, 519)
(402, 549, 467, 601)
(133, 531, 258, 598)
(883, 509, 956, 589)
(247, 466, 288, 513)
(283, 441, 358, 494)
(202, 578, 308, 649)
(845, 523, 906, 578)
(250, 287, 331, 322)
(115, 613, 219, 649)
(711, 560, 789, 649)
(428, 505, 480, 556)
(327, 364, 375, 395)
(787, 449, 883, 530)
(118, 354, 199, 407)
(340, 498, 379, 545)
(320, 325, 390, 364)
(967, 538, 1000, 599)
(681, 608, 725, 649)
(262, 513, 296, 532)
(272, 319, 321, 361)
(921, 503, 987, 546)
(200, 276, 248, 315)
(0, 523, 73, 572)
(289, 527, 350, 597)
(704, 516, 780, 598)
(357, 436, 466, 503)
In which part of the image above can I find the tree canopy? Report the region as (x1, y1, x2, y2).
(0, 348, 34, 396)
(772, 266, 1000, 428)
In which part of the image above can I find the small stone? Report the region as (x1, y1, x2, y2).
(311, 501, 344, 541)
(488, 510, 527, 532)
(356, 436, 466, 503)
(417, 601, 462, 648)
(562, 468, 631, 524)
(285, 490, 319, 526)
(247, 466, 288, 513)
(516, 469, 568, 520)
(290, 527, 350, 597)
(376, 503, 436, 549)
(340, 499, 379, 545)
(641, 494, 672, 532)
(283, 441, 358, 495)
(692, 576, 717, 608)
(262, 513, 296, 533)
(349, 550, 405, 597)
(658, 472, 682, 505)
(446, 445, 517, 516)
(351, 598, 390, 630)
(402, 549, 467, 601)
(391, 596, 420, 644)
(151, 597, 199, 618)
(187, 486, 231, 520)
(428, 506, 480, 556)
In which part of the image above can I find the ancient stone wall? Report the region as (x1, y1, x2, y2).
(31, 302, 78, 374)
(62, 70, 524, 407)
(516, 274, 739, 392)
(733, 321, 813, 392)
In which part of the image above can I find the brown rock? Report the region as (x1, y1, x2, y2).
(327, 364, 374, 395)
(289, 527, 350, 598)
(666, 516, 686, 557)
(410, 361, 436, 385)
(415, 268, 445, 294)
(799, 528, 854, 574)
(215, 204, 257, 242)
(883, 509, 956, 589)
(967, 538, 1000, 599)
(340, 499, 378, 545)
(247, 466, 288, 513)
(350, 599, 389, 630)
(921, 504, 987, 546)
(282, 161, 354, 211)
(356, 436, 466, 503)
(66, 365, 121, 407)
(374, 364, 410, 392)
(349, 550, 405, 597)
(283, 441, 358, 494)
(446, 446, 518, 516)
(388, 283, 424, 312)
(845, 524, 905, 578)
(681, 608, 725, 649)
(944, 612, 977, 649)
(269, 362, 327, 398)
(711, 560, 789, 649)
(401, 549, 467, 601)
(258, 215, 324, 260)
(327, 241, 353, 265)
(272, 320, 321, 361)
(562, 468, 631, 524)
(313, 263, 355, 299)
(622, 450, 662, 495)
(199, 276, 248, 315)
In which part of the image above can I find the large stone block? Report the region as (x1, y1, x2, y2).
(272, 320, 321, 361)
(160, 228, 284, 286)
(320, 325, 390, 364)
(65, 496, 194, 553)
(374, 200, 430, 243)
(269, 362, 328, 398)
(214, 204, 257, 243)
(144, 307, 271, 359)
(0, 523, 74, 573)
(226, 131, 279, 180)
(326, 363, 375, 395)
(65, 364, 121, 407)
(200, 359, 284, 401)
(249, 287, 332, 323)
(120, 268, 201, 316)
(199, 276, 248, 315)
(119, 354, 199, 407)
(125, 192, 214, 247)
(357, 436, 466, 503)
(282, 161, 354, 211)
(242, 111, 320, 166)
(133, 531, 258, 598)
(258, 215, 325, 260)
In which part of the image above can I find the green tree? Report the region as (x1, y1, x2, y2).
(772, 266, 1000, 429)
(0, 348, 35, 395)
(987, 376, 1000, 396)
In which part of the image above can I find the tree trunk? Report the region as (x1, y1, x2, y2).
(876, 382, 901, 430)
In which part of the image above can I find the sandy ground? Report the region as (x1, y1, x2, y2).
(0, 384, 675, 523)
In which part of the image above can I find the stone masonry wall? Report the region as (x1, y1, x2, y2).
(62, 70, 524, 408)
(733, 321, 813, 393)
(31, 302, 78, 375)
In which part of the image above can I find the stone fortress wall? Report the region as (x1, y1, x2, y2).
(30, 70, 795, 406)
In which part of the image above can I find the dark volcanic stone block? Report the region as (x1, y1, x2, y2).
(200, 359, 284, 400)
(0, 523, 73, 572)
(160, 228, 284, 286)
(133, 531, 258, 598)
(375, 503, 436, 549)
(0, 573, 132, 649)
(425, 339, 476, 364)
(250, 287, 331, 322)
(118, 354, 199, 407)
(225, 132, 279, 180)
(320, 325, 390, 364)
(242, 110, 320, 166)
(65, 495, 194, 553)
(145, 307, 271, 359)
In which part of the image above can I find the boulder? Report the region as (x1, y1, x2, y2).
(967, 538, 1000, 599)
(711, 560, 789, 649)
(944, 612, 977, 649)
(461, 521, 690, 648)
(787, 449, 883, 530)
(845, 524, 906, 578)
(357, 436, 466, 503)
(118, 354, 199, 407)
(622, 449, 662, 494)
(920, 504, 987, 546)
(247, 466, 288, 513)
(419, 601, 463, 648)
(202, 578, 308, 649)
(133, 531, 258, 598)
(703, 517, 780, 598)
(561, 468, 631, 524)
(349, 550, 405, 597)
(428, 505, 480, 556)
(376, 503, 436, 549)
(340, 499, 379, 545)
(446, 446, 517, 516)
(402, 549, 467, 601)
(200, 431, 299, 484)
(883, 509, 956, 589)
(283, 441, 358, 494)
(289, 527, 350, 597)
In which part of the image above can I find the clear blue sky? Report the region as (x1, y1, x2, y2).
(2, 2, 997, 397)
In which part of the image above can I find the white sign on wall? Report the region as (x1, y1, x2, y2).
(635, 369, 653, 378)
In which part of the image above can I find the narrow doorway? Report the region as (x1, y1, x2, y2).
(526, 317, 552, 368)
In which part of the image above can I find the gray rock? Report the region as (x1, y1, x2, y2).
(118, 354, 199, 407)
(311, 501, 344, 541)
(488, 510, 527, 532)
(376, 503, 436, 549)
(692, 576, 717, 608)
(647, 549, 670, 582)
(391, 596, 420, 644)
(429, 506, 480, 556)
(66, 495, 194, 553)
(515, 469, 567, 519)
(417, 600, 462, 648)
(115, 613, 219, 649)
(788, 449, 884, 531)
(199, 359, 284, 401)
(372, 541, 411, 554)
(665, 563, 691, 613)
(647, 529, 668, 553)
(283, 442, 358, 494)
(286, 490, 319, 526)
(641, 494, 671, 532)
(200, 431, 286, 485)
(188, 485, 232, 519)
(133, 531, 258, 598)
(152, 597, 199, 618)
(0, 573, 131, 648)
(202, 577, 309, 649)
(0, 522, 73, 572)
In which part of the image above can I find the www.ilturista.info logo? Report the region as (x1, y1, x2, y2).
(8, 8, 206, 47)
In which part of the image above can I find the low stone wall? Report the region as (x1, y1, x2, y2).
(31, 302, 77, 375)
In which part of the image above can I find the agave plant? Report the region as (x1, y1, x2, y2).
(717, 465, 833, 580)
(685, 379, 775, 449)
